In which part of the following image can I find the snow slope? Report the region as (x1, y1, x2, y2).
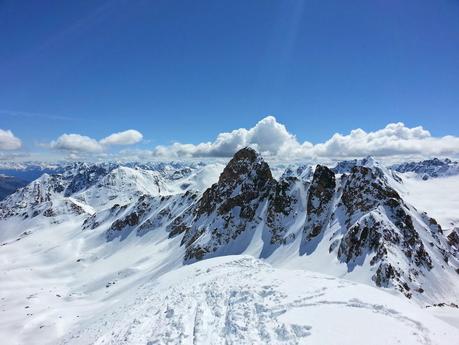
(63, 256, 458, 345)
(0, 212, 185, 345)
(1, 209, 457, 345)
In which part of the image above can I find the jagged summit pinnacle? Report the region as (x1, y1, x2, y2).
(231, 146, 259, 161)
(218, 147, 272, 185)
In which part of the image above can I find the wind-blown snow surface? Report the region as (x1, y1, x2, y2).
(56, 257, 459, 345)
(0, 213, 184, 345)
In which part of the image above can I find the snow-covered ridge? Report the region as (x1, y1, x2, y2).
(0, 149, 458, 344)
(1, 149, 457, 303)
(0, 161, 224, 218)
(391, 158, 459, 179)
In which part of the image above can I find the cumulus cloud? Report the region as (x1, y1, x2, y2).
(50, 134, 104, 153)
(151, 116, 459, 161)
(312, 123, 459, 159)
(100, 129, 143, 146)
(45, 117, 459, 161)
(0, 129, 22, 150)
(153, 116, 313, 158)
(50, 129, 143, 154)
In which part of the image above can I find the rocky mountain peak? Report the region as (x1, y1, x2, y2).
(304, 165, 336, 240)
(218, 147, 272, 185)
(167, 148, 277, 261)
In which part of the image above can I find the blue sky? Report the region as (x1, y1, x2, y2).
(1, 0, 459, 160)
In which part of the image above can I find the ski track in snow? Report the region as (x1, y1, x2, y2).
(62, 257, 458, 345)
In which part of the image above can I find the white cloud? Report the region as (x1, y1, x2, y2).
(45, 118, 459, 161)
(50, 129, 143, 154)
(153, 116, 313, 158)
(0, 129, 22, 150)
(50, 134, 103, 153)
(312, 122, 459, 159)
(100, 129, 143, 146)
(151, 116, 459, 161)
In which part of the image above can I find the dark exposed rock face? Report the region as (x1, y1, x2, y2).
(169, 147, 278, 261)
(337, 214, 382, 262)
(168, 149, 311, 258)
(340, 166, 400, 220)
(304, 165, 336, 240)
(266, 177, 298, 245)
(447, 229, 459, 260)
(448, 229, 459, 248)
(195, 147, 273, 217)
(334, 165, 436, 297)
(218, 147, 272, 185)
(103, 192, 199, 240)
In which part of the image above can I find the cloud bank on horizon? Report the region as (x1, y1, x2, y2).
(1, 116, 459, 161)
(152, 116, 459, 161)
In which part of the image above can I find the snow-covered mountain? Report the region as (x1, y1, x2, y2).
(0, 161, 223, 219)
(0, 149, 458, 344)
(392, 158, 459, 179)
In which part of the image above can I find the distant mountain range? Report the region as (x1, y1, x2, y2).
(1, 157, 457, 200)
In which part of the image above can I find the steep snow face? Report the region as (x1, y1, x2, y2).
(103, 192, 199, 241)
(63, 256, 458, 345)
(392, 158, 459, 180)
